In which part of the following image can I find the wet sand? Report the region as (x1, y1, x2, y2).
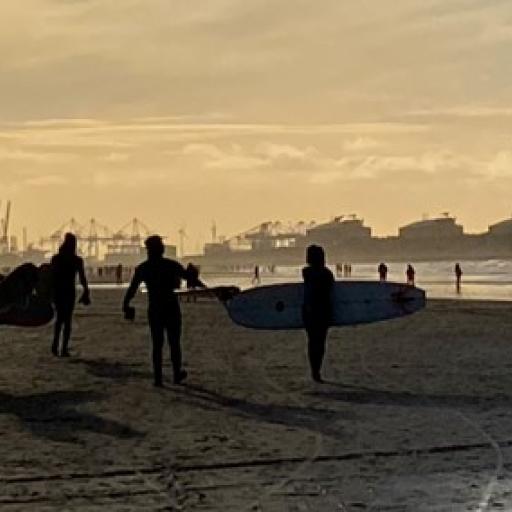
(1, 290, 512, 511)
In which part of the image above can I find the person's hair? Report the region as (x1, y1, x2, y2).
(59, 232, 77, 256)
(306, 244, 325, 267)
(145, 235, 165, 259)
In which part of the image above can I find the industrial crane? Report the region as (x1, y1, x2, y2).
(0, 200, 11, 252)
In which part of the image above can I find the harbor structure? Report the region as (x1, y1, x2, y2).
(186, 213, 512, 268)
(2, 198, 512, 275)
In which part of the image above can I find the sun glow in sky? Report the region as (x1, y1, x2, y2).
(2, 0, 512, 249)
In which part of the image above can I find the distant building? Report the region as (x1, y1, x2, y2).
(306, 216, 372, 246)
(241, 222, 304, 251)
(488, 218, 512, 237)
(203, 241, 232, 256)
(194, 213, 512, 268)
(399, 216, 464, 240)
(104, 243, 177, 265)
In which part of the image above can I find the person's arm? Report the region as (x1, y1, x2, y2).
(78, 259, 91, 305)
(122, 267, 142, 319)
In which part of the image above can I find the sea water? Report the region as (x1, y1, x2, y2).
(89, 259, 512, 302)
(201, 259, 512, 302)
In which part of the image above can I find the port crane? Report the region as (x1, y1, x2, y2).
(39, 217, 165, 259)
(0, 200, 11, 252)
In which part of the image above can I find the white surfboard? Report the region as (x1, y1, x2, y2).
(225, 281, 426, 330)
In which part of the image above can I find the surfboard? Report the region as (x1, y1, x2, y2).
(177, 285, 241, 302)
(0, 298, 54, 327)
(0, 263, 40, 311)
(0, 263, 54, 327)
(225, 281, 426, 330)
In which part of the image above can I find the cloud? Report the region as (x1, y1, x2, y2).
(343, 137, 384, 152)
(0, 147, 76, 163)
(24, 174, 69, 186)
(406, 106, 512, 119)
(2, 1, 511, 125)
(182, 143, 267, 171)
(181, 143, 225, 160)
(308, 150, 478, 184)
(101, 152, 130, 163)
(486, 151, 512, 178)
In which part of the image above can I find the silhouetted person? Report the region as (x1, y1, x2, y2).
(406, 264, 415, 286)
(378, 262, 388, 281)
(302, 245, 334, 383)
(122, 235, 205, 387)
(455, 263, 463, 293)
(115, 263, 123, 285)
(51, 233, 90, 357)
(185, 263, 205, 302)
(252, 265, 260, 285)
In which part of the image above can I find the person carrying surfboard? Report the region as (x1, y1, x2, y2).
(122, 235, 205, 387)
(50, 233, 90, 357)
(302, 245, 334, 383)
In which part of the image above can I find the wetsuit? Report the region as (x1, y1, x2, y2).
(378, 263, 388, 281)
(302, 265, 334, 381)
(51, 253, 88, 356)
(123, 258, 202, 385)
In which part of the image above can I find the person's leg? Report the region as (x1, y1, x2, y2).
(166, 309, 185, 383)
(307, 327, 322, 380)
(52, 309, 63, 356)
(60, 305, 75, 356)
(149, 317, 165, 386)
(315, 326, 328, 379)
(306, 325, 327, 382)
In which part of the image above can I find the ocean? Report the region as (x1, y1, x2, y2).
(200, 259, 512, 301)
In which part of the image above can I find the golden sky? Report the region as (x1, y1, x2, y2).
(1, 1, 512, 250)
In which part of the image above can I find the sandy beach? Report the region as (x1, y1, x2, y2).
(1, 290, 512, 511)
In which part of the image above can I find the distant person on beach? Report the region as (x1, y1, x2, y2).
(302, 245, 334, 383)
(185, 263, 204, 302)
(378, 262, 388, 281)
(455, 263, 463, 293)
(406, 264, 415, 286)
(50, 233, 90, 357)
(122, 235, 205, 387)
(115, 263, 123, 285)
(252, 265, 260, 285)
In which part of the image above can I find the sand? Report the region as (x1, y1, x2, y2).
(1, 290, 512, 511)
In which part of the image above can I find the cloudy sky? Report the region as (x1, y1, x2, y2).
(1, 0, 512, 250)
